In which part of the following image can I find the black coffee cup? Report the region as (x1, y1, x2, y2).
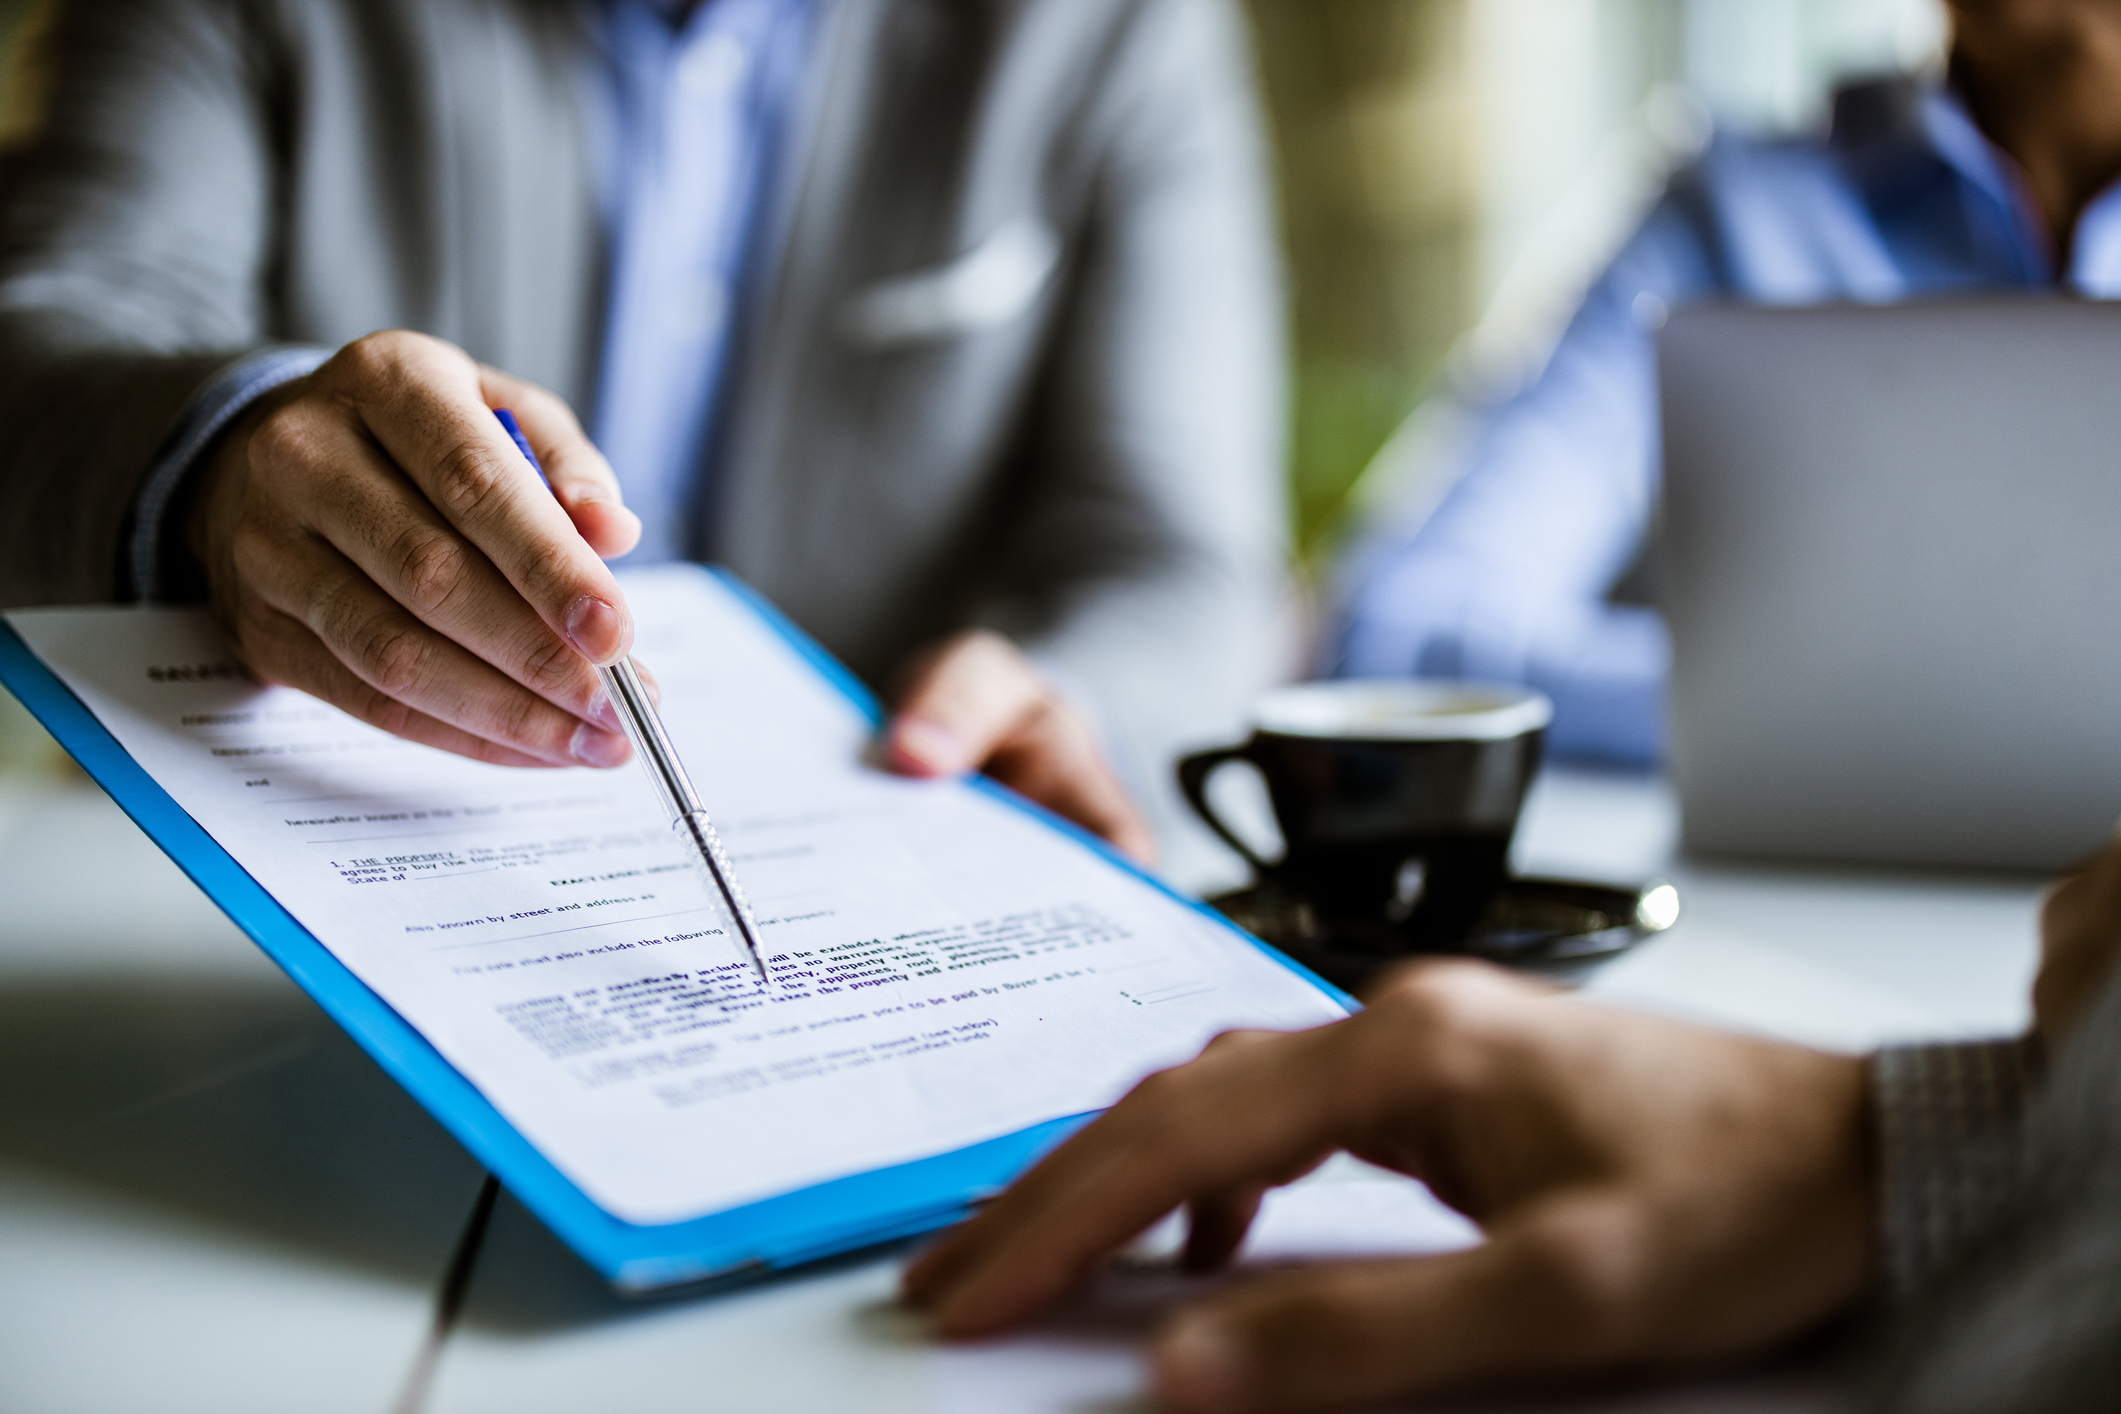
(1178, 681, 1551, 952)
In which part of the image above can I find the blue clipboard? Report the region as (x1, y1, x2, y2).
(0, 567, 1351, 1292)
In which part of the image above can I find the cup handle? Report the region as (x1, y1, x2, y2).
(1176, 745, 1273, 877)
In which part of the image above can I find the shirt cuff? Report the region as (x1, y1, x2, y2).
(129, 345, 331, 602)
(1871, 1036, 2043, 1302)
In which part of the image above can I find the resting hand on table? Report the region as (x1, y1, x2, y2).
(883, 629, 1156, 863)
(189, 331, 644, 769)
(903, 962, 1873, 1413)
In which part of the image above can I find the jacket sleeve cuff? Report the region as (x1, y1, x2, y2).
(1871, 1035, 2042, 1301)
(128, 345, 331, 602)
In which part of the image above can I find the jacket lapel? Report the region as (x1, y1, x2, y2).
(710, 0, 891, 574)
(426, 0, 606, 411)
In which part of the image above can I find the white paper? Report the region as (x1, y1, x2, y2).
(7, 567, 1345, 1224)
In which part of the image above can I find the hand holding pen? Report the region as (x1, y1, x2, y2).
(186, 332, 643, 770)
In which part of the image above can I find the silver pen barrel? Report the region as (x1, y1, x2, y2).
(671, 806, 769, 985)
(598, 658, 772, 986)
(491, 409, 770, 986)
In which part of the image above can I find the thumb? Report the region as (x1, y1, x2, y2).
(1150, 1205, 1634, 1413)
(885, 631, 1042, 777)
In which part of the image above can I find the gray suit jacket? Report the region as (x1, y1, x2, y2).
(0, 0, 1286, 861)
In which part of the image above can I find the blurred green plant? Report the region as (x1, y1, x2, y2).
(1246, 0, 1481, 569)
(1288, 356, 1422, 559)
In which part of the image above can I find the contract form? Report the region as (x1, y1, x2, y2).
(6, 568, 1346, 1227)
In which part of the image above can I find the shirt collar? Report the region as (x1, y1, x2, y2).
(1919, 83, 2121, 293)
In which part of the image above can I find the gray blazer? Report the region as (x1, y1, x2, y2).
(0, 0, 1287, 860)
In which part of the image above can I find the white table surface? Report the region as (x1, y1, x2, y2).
(0, 780, 489, 1414)
(0, 765, 2047, 1414)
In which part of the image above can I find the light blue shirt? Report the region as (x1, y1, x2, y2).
(130, 0, 814, 596)
(1332, 83, 2121, 766)
(585, 0, 813, 564)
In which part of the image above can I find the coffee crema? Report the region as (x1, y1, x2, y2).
(1250, 681, 1553, 743)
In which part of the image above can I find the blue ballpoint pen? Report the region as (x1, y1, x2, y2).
(495, 408, 772, 988)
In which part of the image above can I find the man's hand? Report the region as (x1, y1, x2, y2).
(903, 963, 1874, 1413)
(189, 331, 644, 768)
(2035, 833, 2121, 1050)
(884, 630, 1156, 863)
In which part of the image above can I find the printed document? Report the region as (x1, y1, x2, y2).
(7, 569, 1345, 1224)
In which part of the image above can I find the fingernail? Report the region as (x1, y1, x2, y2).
(589, 690, 623, 732)
(571, 723, 630, 769)
(1155, 1319, 1248, 1414)
(890, 717, 971, 776)
(565, 595, 624, 665)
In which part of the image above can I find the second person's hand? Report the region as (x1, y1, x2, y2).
(188, 331, 645, 768)
(903, 962, 1874, 1413)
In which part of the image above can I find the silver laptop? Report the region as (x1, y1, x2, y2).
(1660, 300, 2121, 871)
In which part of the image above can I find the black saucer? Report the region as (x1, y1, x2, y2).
(1207, 876, 1679, 995)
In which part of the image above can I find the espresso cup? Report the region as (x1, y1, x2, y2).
(1178, 681, 1552, 951)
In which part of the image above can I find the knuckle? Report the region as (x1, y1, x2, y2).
(227, 521, 280, 583)
(336, 332, 404, 388)
(1126, 1065, 1197, 1117)
(335, 330, 463, 404)
(1373, 964, 1471, 1030)
(357, 618, 432, 700)
(1359, 963, 1513, 1101)
(519, 629, 586, 699)
(429, 439, 513, 520)
(490, 681, 560, 751)
(1374, 960, 1498, 1031)
(246, 406, 320, 478)
(1131, 1066, 1182, 1103)
(307, 574, 367, 642)
(501, 699, 552, 751)
(937, 629, 1015, 681)
(392, 530, 470, 617)
(1022, 695, 1073, 743)
(362, 686, 416, 740)
(1200, 1028, 1271, 1059)
(470, 735, 535, 768)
